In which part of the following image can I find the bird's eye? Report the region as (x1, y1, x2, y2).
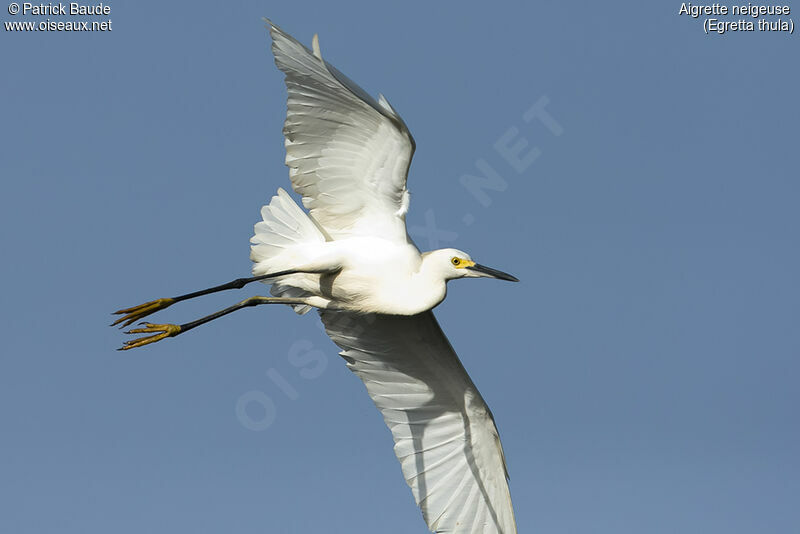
(451, 257, 461, 266)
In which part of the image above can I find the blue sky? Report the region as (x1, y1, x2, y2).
(1, 1, 798, 532)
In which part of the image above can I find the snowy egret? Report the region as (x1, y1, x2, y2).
(113, 20, 519, 534)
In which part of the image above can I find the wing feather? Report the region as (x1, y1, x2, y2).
(266, 20, 415, 242)
(321, 311, 517, 534)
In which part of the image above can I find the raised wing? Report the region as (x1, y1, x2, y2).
(267, 20, 416, 242)
(321, 310, 517, 534)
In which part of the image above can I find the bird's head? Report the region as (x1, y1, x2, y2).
(425, 249, 519, 282)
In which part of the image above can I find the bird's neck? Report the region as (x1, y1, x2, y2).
(407, 256, 449, 312)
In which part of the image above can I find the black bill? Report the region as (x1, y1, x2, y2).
(466, 263, 519, 282)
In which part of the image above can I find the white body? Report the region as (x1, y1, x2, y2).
(309, 237, 448, 315)
(255, 233, 447, 315)
(248, 21, 520, 534)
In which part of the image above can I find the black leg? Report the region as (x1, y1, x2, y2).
(111, 269, 300, 328)
(171, 270, 300, 303)
(119, 296, 311, 350)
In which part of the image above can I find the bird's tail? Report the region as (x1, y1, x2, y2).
(250, 188, 327, 314)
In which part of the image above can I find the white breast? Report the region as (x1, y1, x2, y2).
(324, 238, 444, 315)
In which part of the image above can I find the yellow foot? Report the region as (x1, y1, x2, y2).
(111, 298, 175, 328)
(119, 322, 181, 350)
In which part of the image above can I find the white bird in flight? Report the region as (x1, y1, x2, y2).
(113, 19, 519, 534)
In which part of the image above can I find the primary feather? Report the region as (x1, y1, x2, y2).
(268, 20, 416, 243)
(322, 311, 517, 534)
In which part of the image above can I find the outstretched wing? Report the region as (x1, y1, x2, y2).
(321, 310, 517, 534)
(266, 20, 416, 242)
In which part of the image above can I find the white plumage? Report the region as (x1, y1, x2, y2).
(323, 311, 517, 533)
(115, 18, 520, 534)
(270, 21, 415, 242)
(261, 20, 519, 533)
